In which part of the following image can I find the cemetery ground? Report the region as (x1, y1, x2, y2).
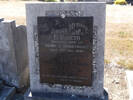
(0, 1, 133, 100)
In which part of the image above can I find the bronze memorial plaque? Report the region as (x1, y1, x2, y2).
(37, 17, 93, 86)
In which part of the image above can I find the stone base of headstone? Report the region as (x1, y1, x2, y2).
(0, 80, 3, 89)
(24, 89, 108, 100)
(0, 80, 26, 100)
(12, 93, 24, 100)
(0, 80, 16, 100)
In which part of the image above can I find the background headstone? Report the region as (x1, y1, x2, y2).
(0, 20, 29, 89)
(26, 2, 106, 99)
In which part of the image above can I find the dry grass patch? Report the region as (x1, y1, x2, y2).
(106, 38, 133, 55)
(105, 18, 133, 70)
(117, 59, 133, 70)
(118, 31, 133, 38)
(104, 58, 111, 65)
(106, 23, 133, 38)
(106, 6, 133, 63)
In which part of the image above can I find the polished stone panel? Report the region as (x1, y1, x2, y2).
(38, 17, 93, 86)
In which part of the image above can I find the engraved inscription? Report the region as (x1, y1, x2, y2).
(46, 10, 83, 17)
(38, 17, 93, 86)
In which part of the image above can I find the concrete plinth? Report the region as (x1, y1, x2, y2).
(24, 89, 108, 100)
(0, 85, 16, 100)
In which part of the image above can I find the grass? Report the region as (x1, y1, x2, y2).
(105, 5, 133, 70)
(104, 59, 111, 65)
(105, 23, 133, 70)
(117, 59, 133, 70)
(105, 33, 133, 69)
(118, 31, 132, 38)
(106, 38, 133, 56)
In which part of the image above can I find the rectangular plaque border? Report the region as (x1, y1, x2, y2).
(37, 16, 93, 86)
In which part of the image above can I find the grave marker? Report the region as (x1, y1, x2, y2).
(25, 2, 107, 100)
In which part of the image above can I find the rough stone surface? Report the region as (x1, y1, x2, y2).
(26, 2, 106, 98)
(0, 80, 3, 89)
(24, 89, 108, 100)
(0, 20, 29, 89)
(14, 25, 29, 88)
(0, 86, 16, 100)
(12, 94, 24, 100)
(0, 82, 25, 100)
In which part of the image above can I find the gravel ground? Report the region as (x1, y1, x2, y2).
(104, 65, 129, 100)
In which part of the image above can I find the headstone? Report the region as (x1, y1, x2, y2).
(25, 2, 107, 100)
(0, 20, 29, 89)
